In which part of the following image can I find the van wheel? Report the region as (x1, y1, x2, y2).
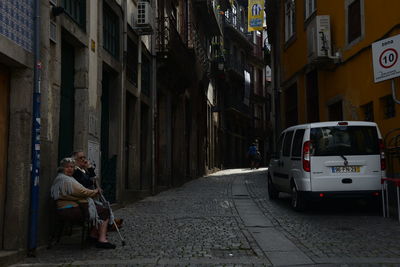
(291, 184, 306, 211)
(268, 175, 279, 200)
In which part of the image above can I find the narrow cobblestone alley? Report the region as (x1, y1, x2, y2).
(12, 169, 400, 266)
(14, 169, 268, 266)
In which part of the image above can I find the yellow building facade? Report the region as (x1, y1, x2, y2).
(276, 0, 400, 143)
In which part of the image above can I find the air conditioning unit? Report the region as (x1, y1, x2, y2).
(133, 1, 154, 35)
(307, 15, 332, 62)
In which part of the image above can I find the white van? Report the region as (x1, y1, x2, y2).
(267, 121, 386, 211)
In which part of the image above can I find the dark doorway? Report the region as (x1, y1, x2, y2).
(328, 101, 343, 121)
(58, 41, 75, 161)
(285, 84, 298, 128)
(101, 70, 116, 202)
(306, 70, 320, 122)
(157, 93, 172, 187)
(185, 98, 191, 180)
(140, 103, 150, 190)
(125, 92, 136, 190)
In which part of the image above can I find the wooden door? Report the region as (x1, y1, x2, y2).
(58, 41, 75, 161)
(101, 70, 116, 202)
(0, 64, 10, 248)
(125, 92, 136, 189)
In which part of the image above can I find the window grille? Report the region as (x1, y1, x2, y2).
(285, 0, 295, 41)
(232, 4, 237, 27)
(304, 0, 316, 20)
(62, 0, 85, 28)
(103, 5, 119, 58)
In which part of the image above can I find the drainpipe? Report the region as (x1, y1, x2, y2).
(137, 35, 142, 189)
(151, 0, 157, 195)
(137, 36, 142, 95)
(28, 0, 41, 255)
(121, 0, 127, 202)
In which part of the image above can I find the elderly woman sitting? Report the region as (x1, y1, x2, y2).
(51, 157, 116, 249)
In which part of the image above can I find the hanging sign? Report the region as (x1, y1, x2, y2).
(248, 0, 264, 32)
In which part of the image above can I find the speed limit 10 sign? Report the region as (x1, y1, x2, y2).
(372, 34, 400, 83)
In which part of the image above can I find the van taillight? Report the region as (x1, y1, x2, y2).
(303, 141, 311, 172)
(379, 139, 386, 171)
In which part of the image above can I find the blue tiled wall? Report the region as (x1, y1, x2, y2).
(0, 0, 34, 52)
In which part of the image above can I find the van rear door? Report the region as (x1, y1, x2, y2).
(309, 125, 382, 192)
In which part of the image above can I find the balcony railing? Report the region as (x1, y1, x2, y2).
(224, 92, 251, 115)
(156, 16, 188, 55)
(223, 14, 248, 35)
(251, 43, 263, 58)
(193, 0, 223, 36)
(223, 16, 253, 50)
(225, 55, 245, 76)
(188, 23, 211, 76)
(156, 15, 215, 77)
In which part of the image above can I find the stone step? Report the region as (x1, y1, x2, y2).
(0, 250, 23, 267)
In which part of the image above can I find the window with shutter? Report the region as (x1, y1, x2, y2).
(348, 0, 361, 43)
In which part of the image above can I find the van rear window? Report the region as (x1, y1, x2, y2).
(310, 126, 379, 156)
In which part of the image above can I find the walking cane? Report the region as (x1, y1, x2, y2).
(94, 178, 126, 246)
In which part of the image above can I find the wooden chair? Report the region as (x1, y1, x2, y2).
(48, 200, 90, 249)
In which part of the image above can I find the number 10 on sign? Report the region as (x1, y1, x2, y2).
(372, 34, 400, 83)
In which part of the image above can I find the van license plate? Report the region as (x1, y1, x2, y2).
(331, 166, 360, 173)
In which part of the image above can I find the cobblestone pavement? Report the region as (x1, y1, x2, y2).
(246, 170, 400, 265)
(15, 169, 268, 266)
(13, 169, 400, 266)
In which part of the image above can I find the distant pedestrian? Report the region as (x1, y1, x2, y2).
(247, 143, 258, 169)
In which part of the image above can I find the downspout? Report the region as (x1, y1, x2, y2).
(121, 0, 127, 201)
(137, 34, 142, 189)
(272, 0, 281, 148)
(137, 37, 142, 97)
(151, 0, 157, 195)
(28, 0, 41, 255)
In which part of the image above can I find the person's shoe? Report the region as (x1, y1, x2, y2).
(115, 218, 123, 227)
(95, 241, 116, 249)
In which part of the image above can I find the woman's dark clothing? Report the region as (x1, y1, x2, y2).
(73, 167, 96, 189)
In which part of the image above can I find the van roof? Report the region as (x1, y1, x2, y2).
(284, 121, 378, 132)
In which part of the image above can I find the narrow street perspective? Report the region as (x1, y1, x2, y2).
(13, 169, 400, 266)
(2, 0, 400, 266)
